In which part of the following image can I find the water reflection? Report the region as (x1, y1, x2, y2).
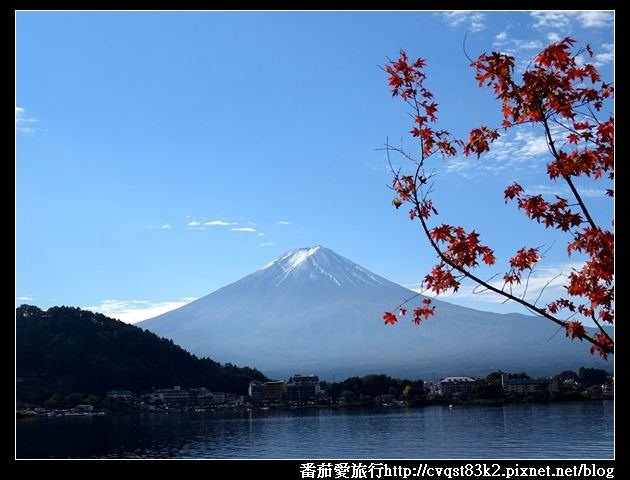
(16, 401, 613, 459)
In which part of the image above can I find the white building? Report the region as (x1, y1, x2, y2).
(439, 376, 476, 395)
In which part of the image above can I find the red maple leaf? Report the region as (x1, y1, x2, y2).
(565, 321, 586, 340)
(383, 312, 397, 325)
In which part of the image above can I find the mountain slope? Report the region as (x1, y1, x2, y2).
(16, 305, 267, 404)
(140, 246, 610, 379)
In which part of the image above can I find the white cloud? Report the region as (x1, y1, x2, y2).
(577, 188, 610, 198)
(277, 220, 292, 225)
(232, 227, 256, 232)
(531, 11, 613, 30)
(493, 31, 542, 51)
(547, 32, 561, 42)
(530, 11, 572, 30)
(495, 31, 508, 42)
(438, 11, 486, 32)
(515, 131, 549, 157)
(146, 223, 172, 229)
(16, 295, 34, 301)
(257, 233, 265, 236)
(578, 11, 613, 28)
(204, 220, 236, 226)
(15, 106, 38, 134)
(519, 40, 544, 50)
(187, 220, 201, 227)
(593, 43, 614, 67)
(84, 298, 197, 324)
(527, 184, 608, 199)
(260, 242, 275, 247)
(446, 129, 550, 178)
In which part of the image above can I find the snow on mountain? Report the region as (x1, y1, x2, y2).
(139, 246, 609, 379)
(259, 246, 388, 288)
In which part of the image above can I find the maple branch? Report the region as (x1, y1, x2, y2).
(590, 312, 614, 345)
(533, 273, 563, 307)
(521, 267, 534, 301)
(584, 103, 604, 125)
(387, 121, 611, 353)
(382, 42, 613, 358)
(405, 180, 612, 355)
(550, 118, 600, 147)
(539, 109, 598, 231)
(471, 272, 502, 295)
(393, 290, 423, 312)
(462, 31, 474, 63)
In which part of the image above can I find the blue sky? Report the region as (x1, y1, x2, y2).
(16, 11, 614, 323)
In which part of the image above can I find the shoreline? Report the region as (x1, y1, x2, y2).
(16, 394, 613, 419)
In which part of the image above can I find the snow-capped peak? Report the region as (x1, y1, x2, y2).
(261, 246, 321, 271)
(284, 246, 321, 270)
(258, 246, 389, 288)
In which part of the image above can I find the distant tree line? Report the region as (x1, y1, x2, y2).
(471, 368, 611, 401)
(321, 374, 425, 404)
(16, 305, 267, 406)
(320, 368, 611, 406)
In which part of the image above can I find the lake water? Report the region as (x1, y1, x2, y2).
(16, 401, 613, 459)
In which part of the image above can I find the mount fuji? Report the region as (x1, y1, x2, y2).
(139, 246, 609, 379)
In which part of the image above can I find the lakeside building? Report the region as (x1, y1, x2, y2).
(500, 374, 558, 394)
(261, 381, 286, 402)
(439, 376, 476, 395)
(249, 380, 286, 404)
(188, 388, 230, 404)
(107, 389, 134, 400)
(249, 380, 262, 403)
(210, 391, 227, 403)
(149, 386, 190, 405)
(287, 374, 320, 403)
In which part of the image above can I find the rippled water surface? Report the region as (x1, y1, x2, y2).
(16, 401, 613, 459)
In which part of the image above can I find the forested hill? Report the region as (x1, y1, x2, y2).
(16, 305, 267, 404)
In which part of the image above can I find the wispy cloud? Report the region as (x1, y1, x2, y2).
(526, 184, 608, 199)
(232, 227, 256, 232)
(493, 31, 543, 52)
(146, 223, 172, 230)
(16, 295, 34, 301)
(257, 233, 265, 236)
(15, 106, 38, 134)
(260, 242, 275, 247)
(530, 11, 613, 30)
(445, 129, 550, 179)
(530, 11, 573, 30)
(515, 132, 549, 157)
(204, 220, 237, 226)
(547, 32, 562, 43)
(84, 298, 197, 324)
(593, 42, 614, 67)
(438, 11, 486, 32)
(277, 220, 292, 225)
(495, 30, 508, 42)
(578, 11, 614, 28)
(187, 219, 239, 229)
